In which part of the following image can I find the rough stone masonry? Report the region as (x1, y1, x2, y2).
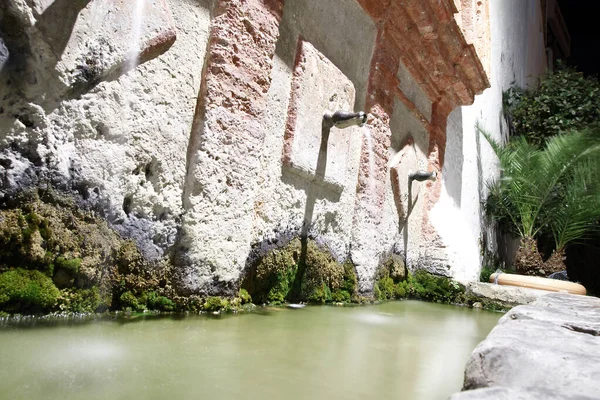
(0, 0, 490, 296)
(450, 293, 600, 400)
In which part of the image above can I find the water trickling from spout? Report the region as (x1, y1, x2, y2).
(118, 0, 146, 137)
(127, 0, 146, 72)
(361, 125, 375, 194)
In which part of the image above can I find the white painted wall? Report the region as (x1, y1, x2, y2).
(432, 0, 548, 282)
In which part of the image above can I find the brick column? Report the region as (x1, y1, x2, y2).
(350, 29, 395, 292)
(176, 0, 284, 295)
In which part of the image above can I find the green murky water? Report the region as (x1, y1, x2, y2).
(0, 301, 500, 400)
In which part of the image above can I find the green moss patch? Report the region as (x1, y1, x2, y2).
(0, 189, 173, 315)
(0, 268, 60, 313)
(57, 287, 102, 313)
(374, 255, 466, 305)
(373, 254, 408, 301)
(203, 296, 230, 312)
(242, 238, 358, 305)
(238, 288, 252, 304)
(408, 270, 465, 303)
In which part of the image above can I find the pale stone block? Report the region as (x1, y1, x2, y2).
(390, 137, 425, 222)
(283, 40, 362, 192)
(458, 294, 600, 399)
(38, 0, 176, 89)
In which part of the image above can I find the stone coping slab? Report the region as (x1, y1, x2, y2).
(466, 281, 551, 308)
(450, 293, 600, 399)
(449, 386, 599, 400)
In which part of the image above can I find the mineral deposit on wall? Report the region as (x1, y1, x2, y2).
(2, 0, 542, 296)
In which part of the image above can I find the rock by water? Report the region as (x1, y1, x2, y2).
(451, 293, 600, 399)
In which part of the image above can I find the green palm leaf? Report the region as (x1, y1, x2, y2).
(550, 159, 600, 250)
(479, 124, 600, 249)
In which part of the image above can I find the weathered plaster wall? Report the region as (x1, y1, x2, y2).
(388, 99, 430, 271)
(0, 0, 212, 259)
(175, 0, 285, 295)
(350, 0, 491, 285)
(432, 0, 548, 281)
(1, 0, 521, 296)
(251, 0, 379, 292)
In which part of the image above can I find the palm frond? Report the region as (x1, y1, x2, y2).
(478, 124, 600, 247)
(550, 158, 600, 250)
(534, 127, 600, 226)
(478, 126, 544, 237)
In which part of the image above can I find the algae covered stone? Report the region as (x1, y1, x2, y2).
(0, 189, 175, 314)
(242, 237, 357, 304)
(0, 268, 60, 313)
(374, 254, 408, 301)
(374, 255, 466, 304)
(203, 296, 230, 312)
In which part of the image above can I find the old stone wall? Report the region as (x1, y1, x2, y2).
(432, 0, 548, 281)
(0, 0, 212, 260)
(0, 0, 529, 297)
(451, 293, 600, 399)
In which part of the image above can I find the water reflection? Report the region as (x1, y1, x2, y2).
(0, 301, 500, 400)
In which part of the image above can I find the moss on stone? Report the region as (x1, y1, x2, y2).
(381, 254, 407, 282)
(299, 240, 345, 303)
(165, 295, 200, 313)
(203, 296, 230, 312)
(145, 291, 175, 312)
(110, 239, 174, 309)
(374, 258, 466, 305)
(374, 254, 409, 301)
(409, 270, 466, 303)
(242, 239, 299, 304)
(242, 238, 358, 305)
(57, 287, 103, 313)
(479, 266, 497, 283)
(0, 268, 60, 313)
(55, 257, 82, 274)
(0, 190, 266, 316)
(238, 288, 252, 304)
(119, 291, 144, 312)
(0, 190, 131, 310)
(394, 281, 408, 298)
(374, 277, 395, 301)
(331, 262, 358, 302)
(0, 190, 183, 315)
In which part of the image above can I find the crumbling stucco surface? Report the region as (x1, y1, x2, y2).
(432, 0, 548, 281)
(1, 0, 546, 296)
(0, 0, 213, 259)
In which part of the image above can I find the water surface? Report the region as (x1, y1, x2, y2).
(0, 301, 500, 400)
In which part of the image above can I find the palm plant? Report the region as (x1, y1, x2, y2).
(480, 125, 600, 275)
(544, 158, 600, 271)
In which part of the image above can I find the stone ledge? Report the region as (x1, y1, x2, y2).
(451, 293, 600, 399)
(449, 386, 599, 400)
(466, 282, 550, 308)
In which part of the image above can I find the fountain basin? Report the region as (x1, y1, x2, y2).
(0, 301, 499, 400)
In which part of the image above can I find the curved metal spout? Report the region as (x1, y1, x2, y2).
(408, 170, 437, 184)
(323, 111, 367, 129)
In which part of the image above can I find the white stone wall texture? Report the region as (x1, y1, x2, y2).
(0, 0, 550, 294)
(432, 0, 548, 282)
